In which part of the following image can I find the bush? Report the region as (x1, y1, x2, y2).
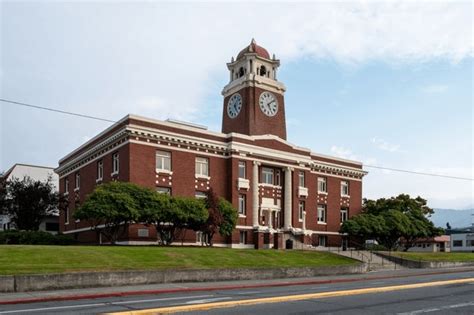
(0, 230, 75, 245)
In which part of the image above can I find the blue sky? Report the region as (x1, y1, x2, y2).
(1, 1, 472, 209)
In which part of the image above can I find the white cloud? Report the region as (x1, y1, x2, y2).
(421, 84, 449, 94)
(371, 137, 401, 152)
(330, 145, 377, 166)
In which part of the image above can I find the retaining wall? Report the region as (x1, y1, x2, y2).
(0, 263, 368, 293)
(375, 252, 474, 269)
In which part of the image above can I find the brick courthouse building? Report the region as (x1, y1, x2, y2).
(55, 40, 367, 248)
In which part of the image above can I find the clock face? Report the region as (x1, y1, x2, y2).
(227, 93, 242, 118)
(259, 91, 278, 117)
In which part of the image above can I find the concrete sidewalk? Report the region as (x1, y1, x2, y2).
(1, 267, 473, 305)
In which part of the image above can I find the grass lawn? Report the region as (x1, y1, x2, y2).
(390, 252, 474, 262)
(0, 245, 357, 275)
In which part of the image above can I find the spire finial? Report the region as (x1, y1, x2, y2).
(251, 38, 256, 45)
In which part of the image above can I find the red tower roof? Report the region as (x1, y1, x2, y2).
(237, 39, 271, 60)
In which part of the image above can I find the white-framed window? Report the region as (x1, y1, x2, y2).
(341, 180, 349, 196)
(195, 157, 209, 177)
(156, 187, 171, 195)
(318, 177, 327, 193)
(453, 240, 463, 247)
(138, 229, 149, 237)
(64, 206, 69, 225)
(340, 208, 348, 223)
(238, 161, 246, 179)
(75, 173, 80, 190)
(238, 194, 246, 215)
(195, 191, 207, 199)
(319, 235, 327, 247)
(64, 177, 69, 193)
(112, 152, 120, 174)
(156, 150, 171, 172)
(97, 160, 103, 180)
(317, 204, 327, 224)
(298, 171, 305, 187)
(262, 167, 274, 185)
(239, 231, 247, 244)
(298, 201, 305, 221)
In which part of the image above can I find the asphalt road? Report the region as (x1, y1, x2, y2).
(0, 270, 473, 314)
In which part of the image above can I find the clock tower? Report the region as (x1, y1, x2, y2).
(221, 39, 287, 140)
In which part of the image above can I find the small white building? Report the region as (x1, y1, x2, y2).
(0, 163, 59, 233)
(404, 235, 451, 252)
(449, 226, 474, 252)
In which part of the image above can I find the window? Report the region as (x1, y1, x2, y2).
(64, 178, 69, 193)
(156, 187, 171, 195)
(138, 229, 149, 237)
(45, 222, 59, 232)
(112, 153, 120, 174)
(298, 171, 305, 187)
(238, 161, 246, 178)
(195, 191, 207, 199)
(469, 240, 474, 247)
(64, 207, 69, 225)
(341, 180, 349, 196)
(318, 177, 327, 193)
(298, 201, 305, 221)
(260, 65, 267, 76)
(239, 231, 247, 244)
(195, 157, 209, 177)
(317, 204, 327, 223)
(97, 160, 103, 180)
(340, 208, 348, 223)
(238, 194, 246, 215)
(453, 240, 463, 247)
(75, 173, 80, 190)
(275, 170, 281, 186)
(319, 235, 327, 247)
(156, 150, 171, 172)
(262, 167, 274, 185)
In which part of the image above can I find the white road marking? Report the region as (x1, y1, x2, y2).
(397, 301, 474, 314)
(185, 297, 232, 304)
(0, 294, 214, 314)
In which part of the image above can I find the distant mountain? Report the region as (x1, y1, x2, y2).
(430, 208, 473, 229)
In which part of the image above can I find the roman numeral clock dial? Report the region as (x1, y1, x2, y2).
(259, 91, 278, 117)
(227, 93, 242, 119)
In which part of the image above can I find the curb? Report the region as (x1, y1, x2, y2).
(1, 268, 473, 305)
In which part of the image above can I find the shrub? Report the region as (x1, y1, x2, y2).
(0, 230, 75, 245)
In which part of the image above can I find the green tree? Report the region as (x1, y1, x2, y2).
(0, 176, 59, 231)
(341, 194, 441, 250)
(201, 189, 238, 246)
(74, 182, 142, 244)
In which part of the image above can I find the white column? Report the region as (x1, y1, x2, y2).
(303, 211, 306, 231)
(284, 167, 292, 229)
(268, 210, 273, 229)
(252, 161, 260, 227)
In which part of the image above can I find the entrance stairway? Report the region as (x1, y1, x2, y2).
(316, 248, 405, 271)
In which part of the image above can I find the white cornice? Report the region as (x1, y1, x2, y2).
(221, 74, 286, 96)
(56, 115, 367, 179)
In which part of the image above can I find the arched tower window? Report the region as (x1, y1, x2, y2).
(239, 67, 244, 78)
(260, 65, 267, 77)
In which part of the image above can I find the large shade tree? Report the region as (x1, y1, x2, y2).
(341, 194, 442, 250)
(0, 176, 60, 231)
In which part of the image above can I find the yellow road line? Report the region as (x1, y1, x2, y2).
(105, 277, 474, 315)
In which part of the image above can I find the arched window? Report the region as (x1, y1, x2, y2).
(260, 65, 267, 76)
(239, 67, 244, 77)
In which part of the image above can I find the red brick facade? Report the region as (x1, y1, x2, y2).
(55, 41, 367, 249)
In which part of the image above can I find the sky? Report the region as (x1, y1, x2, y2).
(1, 1, 473, 210)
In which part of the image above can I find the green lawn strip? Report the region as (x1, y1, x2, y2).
(389, 252, 474, 262)
(0, 245, 357, 275)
